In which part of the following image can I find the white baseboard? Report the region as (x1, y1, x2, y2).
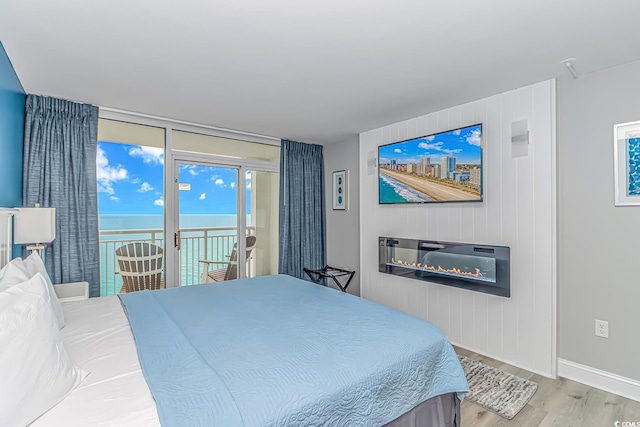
(558, 358, 640, 402)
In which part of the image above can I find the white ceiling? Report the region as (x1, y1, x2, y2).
(1, 0, 640, 145)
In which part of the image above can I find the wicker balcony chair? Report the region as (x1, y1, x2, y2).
(115, 242, 164, 293)
(199, 236, 257, 283)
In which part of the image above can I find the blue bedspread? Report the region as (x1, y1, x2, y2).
(119, 274, 468, 427)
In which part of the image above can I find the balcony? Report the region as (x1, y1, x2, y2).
(99, 226, 256, 296)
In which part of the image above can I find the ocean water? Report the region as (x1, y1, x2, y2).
(379, 174, 433, 203)
(99, 214, 250, 231)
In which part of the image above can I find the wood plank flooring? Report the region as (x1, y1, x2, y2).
(455, 346, 640, 426)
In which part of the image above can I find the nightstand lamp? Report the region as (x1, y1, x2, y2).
(13, 205, 56, 259)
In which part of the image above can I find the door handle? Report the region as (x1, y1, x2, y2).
(174, 231, 181, 250)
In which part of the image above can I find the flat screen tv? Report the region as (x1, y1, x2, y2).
(378, 123, 483, 204)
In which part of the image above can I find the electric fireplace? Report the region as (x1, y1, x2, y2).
(379, 237, 510, 297)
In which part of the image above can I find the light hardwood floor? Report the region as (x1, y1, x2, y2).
(455, 346, 640, 426)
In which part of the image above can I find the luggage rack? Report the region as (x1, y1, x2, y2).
(303, 265, 355, 293)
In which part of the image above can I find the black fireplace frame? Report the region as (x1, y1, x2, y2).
(379, 237, 511, 297)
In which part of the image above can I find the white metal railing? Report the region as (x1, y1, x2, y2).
(99, 226, 255, 296)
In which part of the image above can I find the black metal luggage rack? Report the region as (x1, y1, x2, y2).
(304, 265, 355, 292)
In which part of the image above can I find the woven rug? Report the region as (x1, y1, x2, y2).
(458, 355, 538, 420)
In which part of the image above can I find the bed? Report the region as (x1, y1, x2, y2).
(32, 274, 468, 426)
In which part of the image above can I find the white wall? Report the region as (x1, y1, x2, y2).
(359, 80, 557, 377)
(558, 60, 640, 384)
(325, 137, 360, 295)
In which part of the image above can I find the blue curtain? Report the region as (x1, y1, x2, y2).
(23, 95, 100, 297)
(278, 139, 326, 281)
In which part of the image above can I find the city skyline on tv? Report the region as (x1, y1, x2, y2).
(378, 124, 483, 204)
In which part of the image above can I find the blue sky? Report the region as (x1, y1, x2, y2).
(378, 124, 482, 165)
(97, 141, 250, 215)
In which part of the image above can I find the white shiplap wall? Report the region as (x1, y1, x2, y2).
(359, 79, 557, 377)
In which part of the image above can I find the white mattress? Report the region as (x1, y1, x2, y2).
(32, 297, 160, 427)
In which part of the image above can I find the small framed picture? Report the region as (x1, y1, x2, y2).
(332, 170, 347, 210)
(614, 120, 640, 206)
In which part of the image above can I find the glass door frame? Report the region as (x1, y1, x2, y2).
(98, 109, 281, 291)
(166, 150, 279, 287)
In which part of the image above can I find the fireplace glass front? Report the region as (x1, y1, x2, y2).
(379, 237, 510, 297)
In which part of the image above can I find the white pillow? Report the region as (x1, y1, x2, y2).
(0, 258, 30, 291)
(0, 273, 88, 426)
(21, 252, 66, 328)
(0, 257, 65, 330)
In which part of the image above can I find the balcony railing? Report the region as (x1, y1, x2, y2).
(99, 226, 255, 297)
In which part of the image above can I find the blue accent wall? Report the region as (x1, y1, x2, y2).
(0, 42, 26, 256)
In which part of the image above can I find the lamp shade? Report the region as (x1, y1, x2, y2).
(13, 208, 56, 244)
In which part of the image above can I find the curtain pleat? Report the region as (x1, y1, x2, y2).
(23, 95, 100, 297)
(278, 139, 326, 281)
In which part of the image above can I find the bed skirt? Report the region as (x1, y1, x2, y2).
(383, 393, 460, 427)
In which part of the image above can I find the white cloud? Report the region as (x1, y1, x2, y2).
(466, 129, 482, 146)
(425, 135, 435, 141)
(245, 170, 252, 190)
(214, 178, 225, 186)
(153, 198, 164, 207)
(394, 148, 402, 153)
(128, 146, 164, 165)
(230, 182, 236, 189)
(137, 182, 154, 192)
(181, 165, 199, 176)
(199, 193, 206, 200)
(453, 129, 461, 136)
(443, 148, 462, 154)
(109, 196, 120, 202)
(97, 146, 128, 195)
(131, 177, 140, 185)
(418, 141, 444, 151)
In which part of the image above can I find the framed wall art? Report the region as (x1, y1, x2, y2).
(332, 170, 347, 210)
(614, 120, 640, 206)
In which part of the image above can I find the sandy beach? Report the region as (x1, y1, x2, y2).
(381, 169, 480, 201)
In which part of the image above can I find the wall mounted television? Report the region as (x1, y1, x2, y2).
(378, 123, 483, 204)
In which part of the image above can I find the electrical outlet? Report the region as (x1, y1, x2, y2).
(595, 319, 609, 338)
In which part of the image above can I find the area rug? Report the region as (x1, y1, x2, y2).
(458, 355, 538, 420)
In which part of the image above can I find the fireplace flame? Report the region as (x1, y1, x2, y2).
(390, 258, 485, 279)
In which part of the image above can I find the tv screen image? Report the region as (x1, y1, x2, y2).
(378, 124, 483, 204)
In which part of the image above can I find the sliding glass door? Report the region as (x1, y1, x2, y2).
(175, 162, 239, 286)
(96, 119, 165, 296)
(97, 113, 280, 293)
(168, 151, 279, 287)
